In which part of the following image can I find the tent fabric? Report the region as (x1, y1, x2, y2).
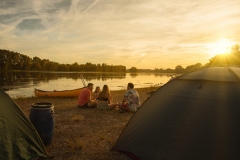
(0, 89, 48, 160)
(114, 67, 240, 160)
(178, 67, 237, 82)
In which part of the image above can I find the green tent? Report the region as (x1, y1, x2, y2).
(0, 89, 48, 160)
(114, 67, 240, 160)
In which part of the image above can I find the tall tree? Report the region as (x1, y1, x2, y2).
(22, 55, 32, 70)
(231, 44, 240, 58)
(129, 67, 138, 72)
(31, 56, 42, 70)
(175, 65, 184, 73)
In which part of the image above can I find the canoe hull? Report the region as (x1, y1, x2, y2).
(34, 88, 85, 97)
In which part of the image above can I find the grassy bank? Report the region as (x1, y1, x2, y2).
(14, 86, 159, 160)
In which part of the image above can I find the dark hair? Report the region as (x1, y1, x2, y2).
(128, 82, 134, 89)
(87, 83, 94, 87)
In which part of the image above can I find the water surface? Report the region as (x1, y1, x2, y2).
(0, 71, 172, 98)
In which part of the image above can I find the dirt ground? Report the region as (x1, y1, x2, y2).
(14, 87, 159, 160)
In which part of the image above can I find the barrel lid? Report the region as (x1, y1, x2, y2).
(31, 102, 54, 109)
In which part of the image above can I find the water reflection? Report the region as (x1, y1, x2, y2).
(0, 71, 126, 90)
(130, 73, 138, 78)
(0, 71, 171, 97)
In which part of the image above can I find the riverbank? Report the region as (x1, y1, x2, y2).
(14, 86, 159, 160)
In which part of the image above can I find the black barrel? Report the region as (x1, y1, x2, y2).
(29, 102, 54, 146)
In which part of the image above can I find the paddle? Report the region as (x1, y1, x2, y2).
(80, 74, 86, 87)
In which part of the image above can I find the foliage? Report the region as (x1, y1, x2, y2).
(154, 63, 203, 73)
(128, 67, 138, 72)
(208, 44, 240, 66)
(154, 44, 240, 73)
(5, 43, 240, 73)
(175, 65, 184, 73)
(0, 49, 126, 72)
(185, 63, 203, 72)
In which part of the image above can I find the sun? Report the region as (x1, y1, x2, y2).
(207, 39, 233, 57)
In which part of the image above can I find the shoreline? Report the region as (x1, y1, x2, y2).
(10, 86, 162, 99)
(1, 69, 176, 74)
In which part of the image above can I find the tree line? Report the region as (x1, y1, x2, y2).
(206, 44, 240, 66)
(129, 44, 240, 73)
(127, 63, 203, 73)
(1, 44, 239, 73)
(154, 63, 203, 73)
(0, 49, 126, 72)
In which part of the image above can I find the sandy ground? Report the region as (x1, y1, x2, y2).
(14, 87, 159, 160)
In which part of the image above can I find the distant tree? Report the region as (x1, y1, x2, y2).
(58, 64, 66, 71)
(175, 65, 184, 73)
(231, 44, 240, 58)
(96, 64, 102, 72)
(229, 44, 240, 65)
(31, 56, 42, 70)
(208, 44, 240, 66)
(154, 68, 166, 73)
(0, 50, 9, 70)
(0, 49, 127, 72)
(65, 64, 70, 71)
(48, 61, 59, 71)
(102, 63, 107, 72)
(185, 63, 203, 72)
(195, 63, 203, 68)
(129, 67, 138, 72)
(85, 62, 95, 71)
(10, 52, 20, 70)
(16, 54, 24, 70)
(22, 55, 32, 70)
(165, 68, 174, 73)
(70, 62, 79, 71)
(41, 59, 49, 70)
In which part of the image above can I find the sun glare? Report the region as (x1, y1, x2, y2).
(207, 39, 233, 57)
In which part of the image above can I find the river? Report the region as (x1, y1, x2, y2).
(0, 71, 172, 98)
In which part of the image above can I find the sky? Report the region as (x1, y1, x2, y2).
(1, 0, 240, 69)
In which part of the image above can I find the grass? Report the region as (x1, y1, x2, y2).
(14, 86, 160, 160)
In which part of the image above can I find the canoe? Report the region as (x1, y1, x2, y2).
(34, 87, 85, 97)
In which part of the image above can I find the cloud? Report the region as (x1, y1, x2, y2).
(17, 19, 45, 30)
(0, 0, 240, 69)
(82, 0, 100, 14)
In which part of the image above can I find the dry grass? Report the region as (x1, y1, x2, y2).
(14, 87, 160, 160)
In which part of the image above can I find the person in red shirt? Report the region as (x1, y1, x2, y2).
(78, 83, 98, 108)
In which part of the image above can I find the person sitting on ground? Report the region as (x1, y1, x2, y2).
(118, 82, 140, 113)
(97, 85, 118, 111)
(92, 86, 100, 100)
(78, 83, 98, 108)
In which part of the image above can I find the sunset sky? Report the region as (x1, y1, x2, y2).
(1, 0, 240, 69)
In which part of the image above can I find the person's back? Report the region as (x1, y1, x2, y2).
(97, 85, 118, 111)
(78, 88, 91, 106)
(78, 83, 97, 108)
(98, 91, 110, 102)
(98, 96, 109, 101)
(119, 82, 140, 113)
(124, 88, 140, 112)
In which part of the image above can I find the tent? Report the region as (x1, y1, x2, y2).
(0, 89, 48, 160)
(114, 67, 240, 160)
